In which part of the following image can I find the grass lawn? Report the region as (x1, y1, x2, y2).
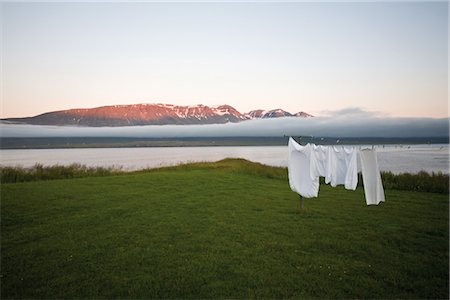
(1, 159, 448, 299)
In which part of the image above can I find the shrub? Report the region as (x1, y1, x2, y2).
(0, 164, 121, 183)
(380, 171, 449, 194)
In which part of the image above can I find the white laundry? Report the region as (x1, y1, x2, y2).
(359, 149, 385, 205)
(288, 138, 319, 198)
(325, 146, 358, 190)
(287, 138, 385, 206)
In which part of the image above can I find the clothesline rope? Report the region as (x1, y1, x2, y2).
(284, 135, 443, 147)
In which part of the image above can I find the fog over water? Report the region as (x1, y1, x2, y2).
(1, 115, 449, 138)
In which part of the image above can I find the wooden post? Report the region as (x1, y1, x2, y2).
(299, 195, 303, 210)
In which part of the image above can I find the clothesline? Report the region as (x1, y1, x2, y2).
(284, 135, 442, 146)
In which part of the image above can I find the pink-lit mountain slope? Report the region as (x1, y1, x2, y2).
(3, 103, 313, 127)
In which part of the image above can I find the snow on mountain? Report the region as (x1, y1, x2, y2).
(245, 108, 311, 119)
(294, 111, 314, 118)
(246, 110, 266, 119)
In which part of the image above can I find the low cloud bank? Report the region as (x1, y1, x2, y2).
(1, 116, 448, 138)
(320, 107, 387, 118)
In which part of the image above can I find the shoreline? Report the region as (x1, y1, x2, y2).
(1, 159, 448, 194)
(1, 158, 448, 176)
(1, 136, 448, 149)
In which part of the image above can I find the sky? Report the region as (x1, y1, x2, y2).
(1, 1, 448, 118)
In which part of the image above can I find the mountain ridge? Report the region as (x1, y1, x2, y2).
(2, 103, 313, 127)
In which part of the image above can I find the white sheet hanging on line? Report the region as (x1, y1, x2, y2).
(288, 138, 319, 198)
(310, 144, 329, 178)
(359, 149, 385, 205)
(324, 146, 358, 190)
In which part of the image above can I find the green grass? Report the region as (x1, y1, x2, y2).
(1, 159, 448, 299)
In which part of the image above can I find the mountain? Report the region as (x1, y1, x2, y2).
(2, 103, 313, 127)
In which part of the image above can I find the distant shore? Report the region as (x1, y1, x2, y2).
(1, 136, 448, 149)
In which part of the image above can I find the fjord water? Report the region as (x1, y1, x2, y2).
(0, 145, 448, 174)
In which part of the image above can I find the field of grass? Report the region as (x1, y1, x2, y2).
(1, 159, 448, 299)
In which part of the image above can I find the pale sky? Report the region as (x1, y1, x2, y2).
(1, 1, 448, 118)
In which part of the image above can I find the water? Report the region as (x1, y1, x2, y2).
(0, 145, 448, 174)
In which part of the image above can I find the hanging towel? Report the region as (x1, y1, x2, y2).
(325, 146, 358, 190)
(344, 147, 359, 190)
(310, 144, 329, 178)
(288, 138, 319, 198)
(359, 149, 385, 205)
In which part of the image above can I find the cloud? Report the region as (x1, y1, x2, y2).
(319, 107, 386, 118)
(1, 115, 448, 138)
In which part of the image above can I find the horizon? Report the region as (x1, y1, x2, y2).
(2, 2, 448, 119)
